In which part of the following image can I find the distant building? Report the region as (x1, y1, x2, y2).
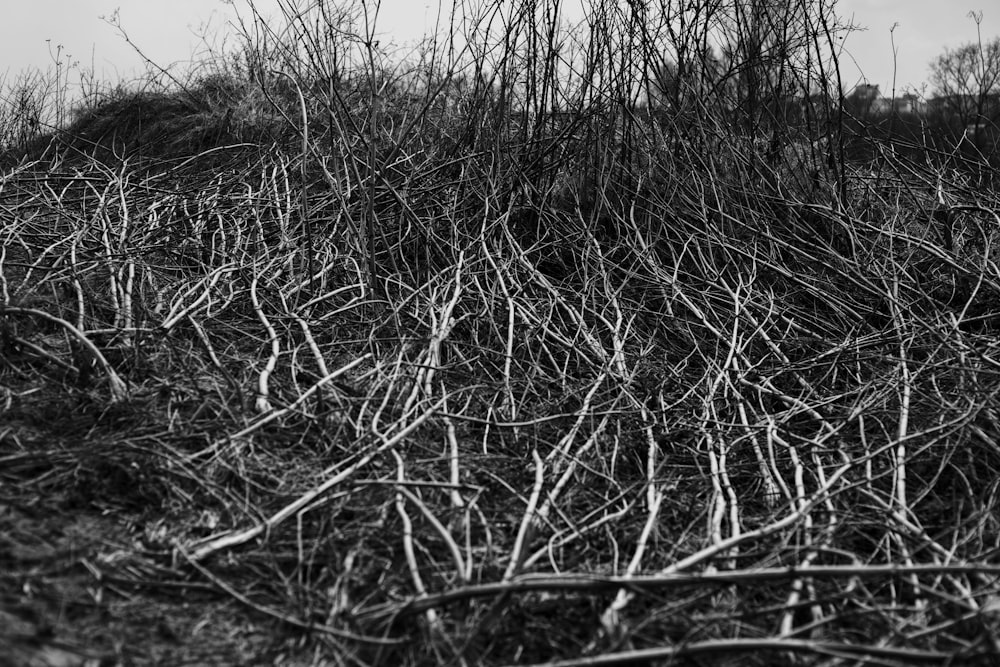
(847, 85, 929, 117)
(892, 94, 926, 115)
(847, 84, 888, 115)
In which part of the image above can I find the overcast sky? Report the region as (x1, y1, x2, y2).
(0, 1, 996, 98)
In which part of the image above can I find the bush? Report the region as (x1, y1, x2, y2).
(2, 1, 1000, 665)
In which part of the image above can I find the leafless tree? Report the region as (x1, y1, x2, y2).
(928, 12, 1000, 130)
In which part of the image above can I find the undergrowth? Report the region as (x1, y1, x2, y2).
(3, 1, 1000, 665)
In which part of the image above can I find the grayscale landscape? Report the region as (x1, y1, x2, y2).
(2, 1, 1000, 665)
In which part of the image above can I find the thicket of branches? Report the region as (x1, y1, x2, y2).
(3, 1, 1000, 665)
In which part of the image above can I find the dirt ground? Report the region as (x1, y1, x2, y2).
(0, 389, 321, 667)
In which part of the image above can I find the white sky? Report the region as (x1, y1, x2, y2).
(0, 1, 997, 98)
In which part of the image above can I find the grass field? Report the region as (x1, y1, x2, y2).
(3, 1, 1000, 665)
